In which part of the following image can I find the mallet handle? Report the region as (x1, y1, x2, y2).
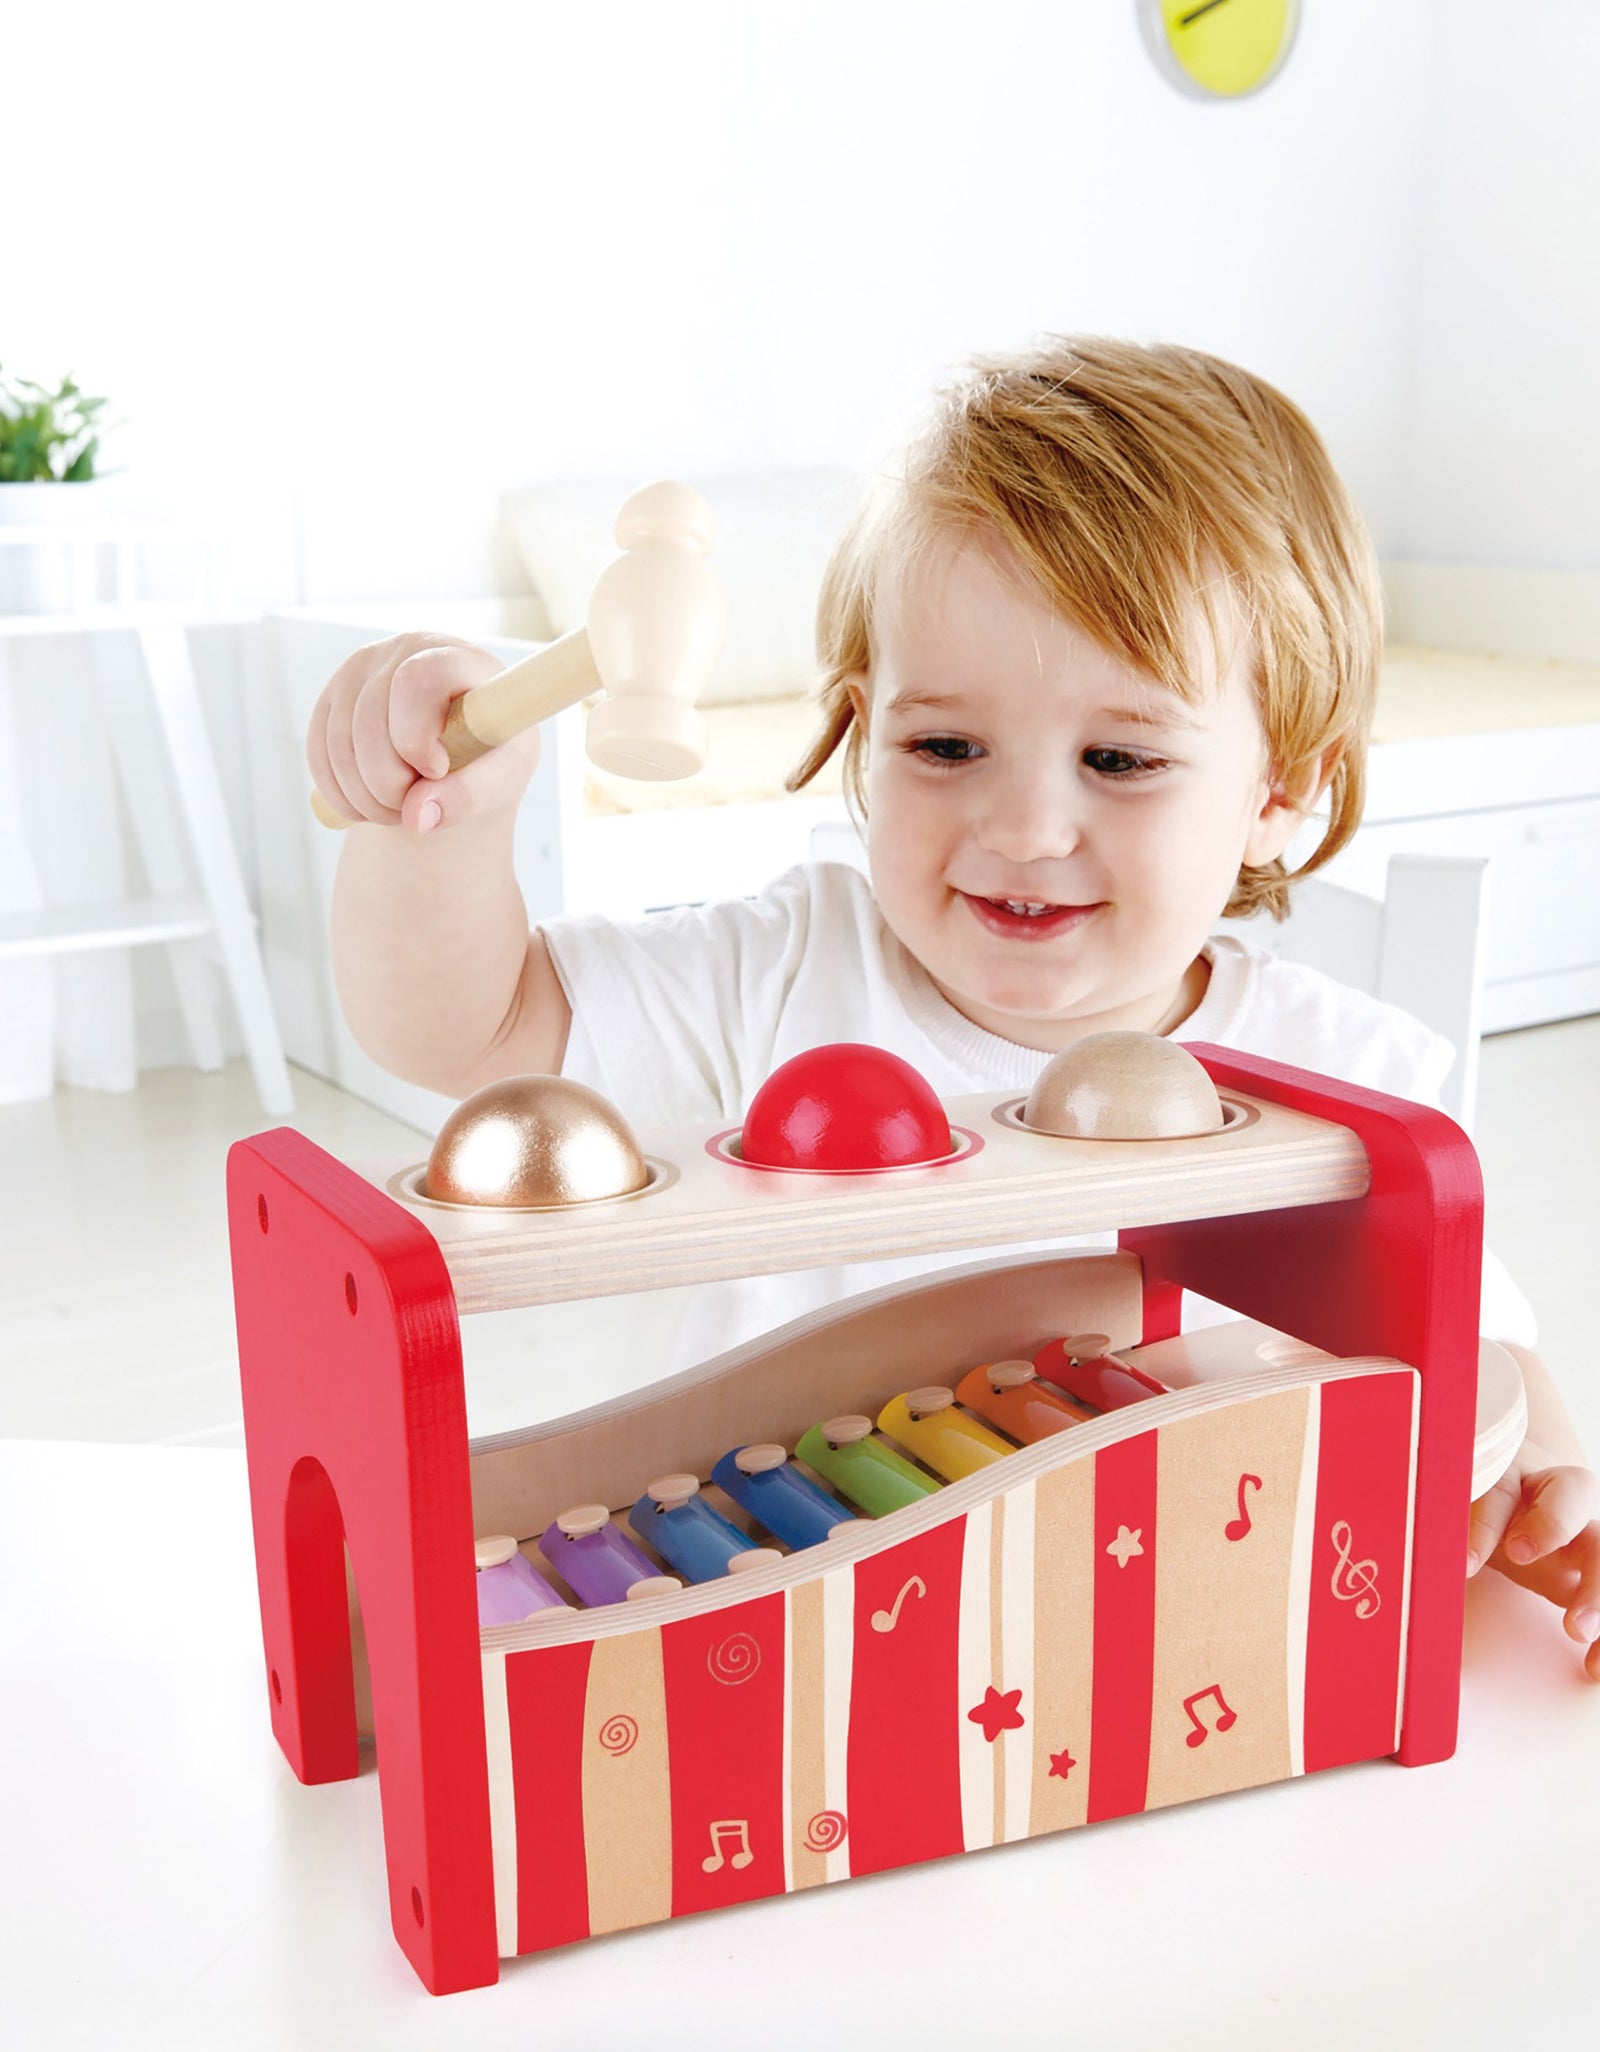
(311, 627, 602, 829)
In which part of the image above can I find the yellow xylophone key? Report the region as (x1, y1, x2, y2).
(876, 1385, 1013, 1482)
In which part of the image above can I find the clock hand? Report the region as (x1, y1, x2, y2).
(1178, 0, 1232, 25)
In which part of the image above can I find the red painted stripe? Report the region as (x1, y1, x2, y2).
(661, 1594, 788, 1916)
(1304, 1372, 1415, 1772)
(846, 1519, 967, 1876)
(505, 1638, 593, 1953)
(1087, 1431, 1158, 1822)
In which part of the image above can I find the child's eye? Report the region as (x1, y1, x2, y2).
(908, 735, 985, 768)
(1083, 746, 1168, 779)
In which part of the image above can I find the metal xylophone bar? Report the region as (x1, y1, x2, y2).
(473, 1337, 1170, 1627)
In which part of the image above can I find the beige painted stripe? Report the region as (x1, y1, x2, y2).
(1146, 1386, 1308, 1812)
(481, 1650, 519, 1958)
(786, 1577, 828, 1891)
(1286, 1384, 1320, 1778)
(581, 1626, 671, 1937)
(1028, 1454, 1096, 1834)
(1394, 1374, 1421, 1754)
(957, 1500, 994, 1851)
(1001, 1477, 1036, 1843)
(822, 1562, 854, 1882)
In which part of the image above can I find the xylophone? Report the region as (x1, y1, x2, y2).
(228, 1035, 1508, 1995)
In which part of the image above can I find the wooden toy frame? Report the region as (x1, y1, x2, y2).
(227, 1045, 1483, 1995)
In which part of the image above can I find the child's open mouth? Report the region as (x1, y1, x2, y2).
(960, 893, 1102, 941)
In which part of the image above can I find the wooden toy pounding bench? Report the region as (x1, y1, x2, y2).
(227, 1043, 1494, 1996)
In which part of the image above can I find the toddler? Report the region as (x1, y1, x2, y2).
(308, 336, 1599, 1679)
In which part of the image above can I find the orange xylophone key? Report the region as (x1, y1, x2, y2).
(954, 1359, 1096, 1444)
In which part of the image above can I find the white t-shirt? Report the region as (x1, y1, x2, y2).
(544, 858, 1534, 1364)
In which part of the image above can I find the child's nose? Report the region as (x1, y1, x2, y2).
(973, 768, 1082, 863)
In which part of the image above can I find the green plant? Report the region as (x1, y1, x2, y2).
(0, 365, 110, 483)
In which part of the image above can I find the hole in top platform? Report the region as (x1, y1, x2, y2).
(344, 1273, 358, 1316)
(257, 1194, 269, 1234)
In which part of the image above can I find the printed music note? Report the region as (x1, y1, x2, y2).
(871, 1575, 927, 1633)
(1329, 1519, 1381, 1617)
(1225, 1473, 1262, 1541)
(701, 1818, 754, 1873)
(1181, 1684, 1237, 1748)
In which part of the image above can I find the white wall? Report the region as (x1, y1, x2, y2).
(5, 0, 1480, 611)
(1396, 0, 1600, 566)
(6, 1, 1594, 587)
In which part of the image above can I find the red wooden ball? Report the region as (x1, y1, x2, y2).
(740, 1042, 953, 1171)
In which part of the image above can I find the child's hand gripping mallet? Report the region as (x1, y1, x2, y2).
(309, 478, 724, 827)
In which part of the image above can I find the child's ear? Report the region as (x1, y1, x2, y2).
(1243, 745, 1340, 867)
(844, 674, 870, 732)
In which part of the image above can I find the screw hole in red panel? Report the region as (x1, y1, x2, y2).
(412, 1887, 425, 1928)
(344, 1272, 358, 1316)
(257, 1193, 269, 1233)
(270, 1668, 282, 1705)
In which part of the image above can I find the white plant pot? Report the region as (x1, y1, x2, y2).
(0, 479, 111, 613)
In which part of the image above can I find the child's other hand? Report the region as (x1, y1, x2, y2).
(306, 632, 539, 831)
(1468, 1447, 1600, 1681)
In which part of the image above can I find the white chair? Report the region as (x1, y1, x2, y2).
(1225, 853, 1489, 1131)
(806, 821, 1488, 1132)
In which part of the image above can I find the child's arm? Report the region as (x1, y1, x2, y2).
(308, 633, 573, 1095)
(1468, 1343, 1600, 1680)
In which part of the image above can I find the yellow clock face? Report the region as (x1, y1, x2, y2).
(1142, 0, 1300, 100)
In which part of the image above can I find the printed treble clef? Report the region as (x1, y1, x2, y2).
(1330, 1519, 1381, 1618)
(1225, 1473, 1262, 1541)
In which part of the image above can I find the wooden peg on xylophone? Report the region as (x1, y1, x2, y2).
(311, 478, 723, 827)
(726, 1547, 785, 1574)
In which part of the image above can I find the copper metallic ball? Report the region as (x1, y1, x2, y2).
(424, 1075, 651, 1208)
(1021, 1032, 1225, 1142)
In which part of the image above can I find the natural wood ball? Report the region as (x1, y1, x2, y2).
(1022, 1032, 1226, 1141)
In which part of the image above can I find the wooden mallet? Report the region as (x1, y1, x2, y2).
(311, 479, 723, 827)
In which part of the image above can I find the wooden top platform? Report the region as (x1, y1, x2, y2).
(360, 1084, 1371, 1316)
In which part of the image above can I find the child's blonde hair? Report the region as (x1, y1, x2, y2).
(787, 336, 1383, 919)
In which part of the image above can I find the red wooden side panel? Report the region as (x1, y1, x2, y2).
(227, 1129, 497, 1996)
(507, 1640, 593, 1952)
(1304, 1372, 1416, 1772)
(662, 1594, 789, 1916)
(846, 1520, 968, 1875)
(1121, 1044, 1481, 1768)
(1087, 1431, 1159, 1822)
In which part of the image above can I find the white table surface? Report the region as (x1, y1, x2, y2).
(4, 1438, 1596, 2052)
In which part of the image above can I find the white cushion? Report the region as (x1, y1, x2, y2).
(501, 469, 859, 706)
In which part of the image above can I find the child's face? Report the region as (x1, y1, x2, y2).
(848, 534, 1306, 1051)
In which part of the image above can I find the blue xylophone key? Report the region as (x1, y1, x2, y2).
(711, 1443, 856, 1550)
(629, 1474, 781, 1583)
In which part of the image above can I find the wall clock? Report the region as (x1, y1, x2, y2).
(1139, 0, 1300, 100)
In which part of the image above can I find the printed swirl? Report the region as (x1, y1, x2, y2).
(708, 1631, 761, 1685)
(803, 1810, 848, 1854)
(598, 1713, 638, 1756)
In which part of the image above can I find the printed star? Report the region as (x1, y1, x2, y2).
(1106, 1525, 1145, 1567)
(967, 1686, 1025, 1743)
(1048, 1748, 1077, 1780)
